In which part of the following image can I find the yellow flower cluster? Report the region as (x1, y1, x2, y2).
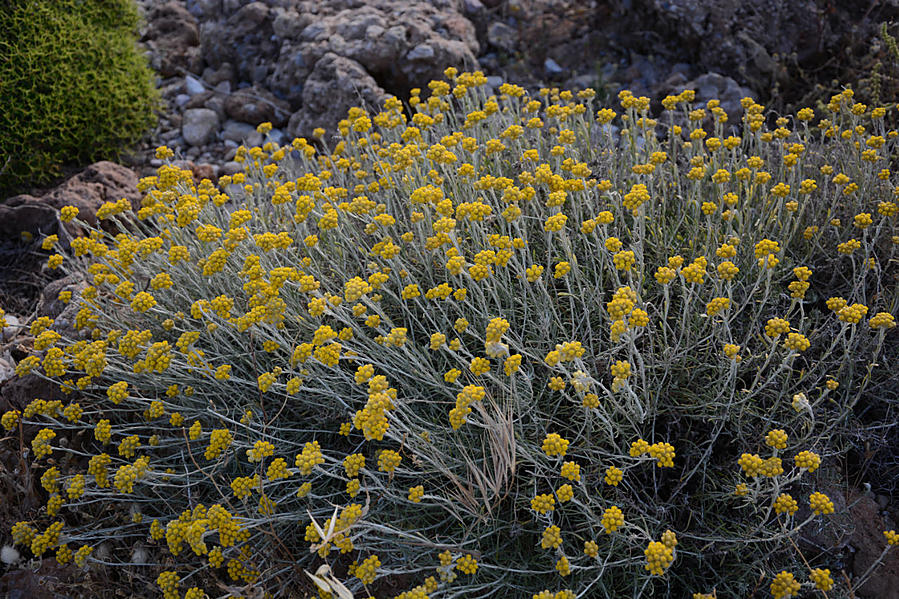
(643, 540, 674, 575)
(542, 433, 570, 457)
(770, 571, 800, 599)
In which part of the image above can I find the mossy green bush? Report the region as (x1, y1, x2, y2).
(0, 0, 159, 197)
(3, 73, 899, 599)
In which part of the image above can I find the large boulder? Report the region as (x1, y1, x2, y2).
(223, 86, 291, 127)
(1, 161, 140, 234)
(287, 53, 388, 141)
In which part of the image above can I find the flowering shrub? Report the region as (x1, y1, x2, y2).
(0, 0, 159, 195)
(4, 71, 899, 598)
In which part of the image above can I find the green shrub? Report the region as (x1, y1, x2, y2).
(0, 0, 159, 196)
(4, 75, 899, 599)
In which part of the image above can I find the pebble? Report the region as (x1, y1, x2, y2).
(407, 44, 435, 61)
(544, 58, 564, 76)
(1, 314, 22, 342)
(185, 74, 206, 96)
(222, 120, 263, 146)
(182, 108, 220, 146)
(221, 161, 243, 176)
(268, 128, 286, 146)
(174, 93, 192, 107)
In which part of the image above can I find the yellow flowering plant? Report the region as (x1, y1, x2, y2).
(3, 77, 898, 598)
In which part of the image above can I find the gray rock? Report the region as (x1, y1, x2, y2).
(487, 22, 517, 53)
(174, 93, 192, 107)
(182, 108, 220, 146)
(683, 72, 754, 119)
(215, 80, 232, 94)
(544, 58, 564, 76)
(287, 53, 386, 141)
(407, 44, 435, 61)
(185, 74, 206, 96)
(228, 2, 269, 38)
(202, 62, 235, 86)
(222, 120, 263, 146)
(224, 86, 291, 126)
(203, 94, 227, 121)
(268, 128, 286, 146)
(462, 0, 484, 14)
(221, 161, 244, 176)
(1, 314, 22, 342)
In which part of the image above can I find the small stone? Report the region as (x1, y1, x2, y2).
(222, 120, 262, 146)
(268, 128, 285, 146)
(487, 75, 503, 89)
(221, 161, 243, 176)
(544, 58, 564, 76)
(1, 314, 22, 342)
(406, 44, 435, 61)
(487, 22, 517, 53)
(184, 74, 205, 96)
(462, 0, 484, 14)
(150, 158, 163, 167)
(174, 93, 192, 107)
(182, 108, 220, 146)
(215, 80, 232, 94)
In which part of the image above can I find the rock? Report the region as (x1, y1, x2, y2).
(185, 74, 206, 95)
(222, 120, 263, 146)
(174, 93, 192, 107)
(2, 161, 140, 234)
(846, 490, 899, 598)
(182, 108, 220, 146)
(407, 43, 436, 61)
(0, 198, 59, 238)
(202, 62, 235, 86)
(0, 351, 15, 385)
(160, 129, 180, 141)
(38, 273, 86, 320)
(223, 86, 291, 127)
(287, 53, 387, 141)
(184, 90, 214, 110)
(202, 0, 477, 112)
(221, 161, 244, 176)
(228, 1, 270, 39)
(268, 128, 286, 146)
(192, 163, 217, 182)
(683, 72, 755, 119)
(140, 2, 202, 77)
(487, 21, 518, 53)
(203, 94, 227, 121)
(1, 313, 22, 343)
(462, 0, 485, 14)
(544, 58, 564, 77)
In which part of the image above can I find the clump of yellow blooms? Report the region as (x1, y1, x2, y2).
(3, 72, 897, 599)
(770, 571, 801, 599)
